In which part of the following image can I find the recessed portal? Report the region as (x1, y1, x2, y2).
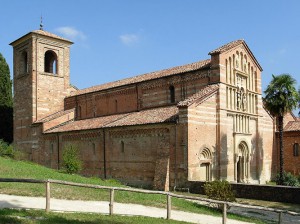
(235, 141, 249, 183)
(198, 147, 212, 181)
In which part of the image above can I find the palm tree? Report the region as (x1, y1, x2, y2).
(264, 74, 299, 185)
(298, 89, 300, 116)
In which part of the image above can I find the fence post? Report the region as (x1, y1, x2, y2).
(278, 212, 283, 224)
(109, 188, 114, 215)
(167, 193, 171, 220)
(222, 203, 227, 224)
(45, 180, 50, 212)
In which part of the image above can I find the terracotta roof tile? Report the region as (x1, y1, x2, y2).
(31, 30, 73, 43)
(177, 84, 219, 107)
(10, 30, 73, 46)
(45, 106, 178, 133)
(71, 59, 211, 96)
(106, 106, 178, 128)
(209, 40, 244, 55)
(284, 121, 300, 132)
(34, 109, 75, 123)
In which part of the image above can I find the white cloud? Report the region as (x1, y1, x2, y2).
(55, 26, 87, 40)
(119, 34, 139, 45)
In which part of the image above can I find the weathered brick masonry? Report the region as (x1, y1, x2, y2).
(275, 115, 300, 176)
(11, 29, 283, 190)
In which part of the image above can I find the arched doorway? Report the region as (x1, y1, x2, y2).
(235, 141, 249, 183)
(198, 147, 212, 181)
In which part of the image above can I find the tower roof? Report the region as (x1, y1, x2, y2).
(10, 30, 73, 46)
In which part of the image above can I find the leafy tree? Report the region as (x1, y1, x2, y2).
(264, 74, 300, 185)
(62, 144, 82, 174)
(299, 88, 300, 116)
(0, 53, 13, 143)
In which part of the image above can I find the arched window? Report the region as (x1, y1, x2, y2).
(293, 143, 299, 157)
(21, 51, 28, 74)
(169, 85, 175, 103)
(229, 57, 232, 84)
(240, 52, 243, 71)
(254, 71, 257, 92)
(44, 50, 57, 74)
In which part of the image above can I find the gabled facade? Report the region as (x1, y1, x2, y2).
(11, 30, 275, 190)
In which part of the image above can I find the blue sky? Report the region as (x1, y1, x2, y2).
(1, 0, 300, 99)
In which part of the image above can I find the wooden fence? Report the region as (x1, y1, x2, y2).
(0, 178, 299, 224)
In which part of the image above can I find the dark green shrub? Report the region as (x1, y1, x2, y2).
(62, 144, 82, 174)
(275, 172, 299, 186)
(0, 139, 17, 159)
(204, 180, 236, 210)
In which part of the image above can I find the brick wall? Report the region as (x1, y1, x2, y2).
(276, 131, 300, 175)
(188, 181, 300, 204)
(42, 124, 175, 190)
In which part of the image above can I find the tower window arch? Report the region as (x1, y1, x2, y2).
(169, 85, 175, 103)
(44, 50, 57, 74)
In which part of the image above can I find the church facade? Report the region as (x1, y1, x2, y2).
(10, 30, 275, 190)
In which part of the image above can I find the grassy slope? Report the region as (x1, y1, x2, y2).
(0, 157, 265, 223)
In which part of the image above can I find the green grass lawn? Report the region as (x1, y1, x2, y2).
(0, 157, 266, 223)
(0, 208, 190, 224)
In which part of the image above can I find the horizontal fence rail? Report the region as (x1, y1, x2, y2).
(0, 178, 299, 224)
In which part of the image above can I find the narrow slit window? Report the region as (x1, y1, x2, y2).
(293, 143, 299, 157)
(169, 85, 175, 103)
(21, 51, 28, 74)
(50, 143, 54, 154)
(92, 143, 96, 155)
(121, 141, 125, 153)
(77, 106, 82, 119)
(115, 99, 118, 112)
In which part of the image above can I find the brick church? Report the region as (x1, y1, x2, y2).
(10, 29, 277, 190)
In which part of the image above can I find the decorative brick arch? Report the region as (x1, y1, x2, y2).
(198, 146, 212, 181)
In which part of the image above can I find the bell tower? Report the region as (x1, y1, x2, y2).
(10, 28, 73, 158)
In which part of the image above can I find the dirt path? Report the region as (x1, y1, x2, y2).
(190, 200, 300, 224)
(0, 194, 252, 224)
(229, 206, 300, 224)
